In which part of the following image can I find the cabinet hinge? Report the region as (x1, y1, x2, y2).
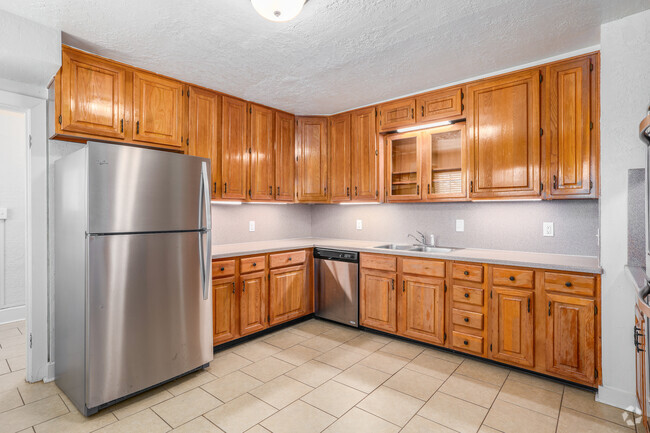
(490, 343, 492, 351)
(444, 281, 447, 292)
(267, 315, 270, 322)
(540, 182, 544, 192)
(590, 121, 593, 130)
(540, 128, 544, 136)
(444, 332, 447, 341)
(590, 62, 594, 72)
(539, 74, 543, 83)
(249, 107, 252, 114)
(590, 180, 593, 192)
(181, 90, 183, 96)
(58, 114, 62, 125)
(490, 290, 493, 298)
(249, 189, 251, 197)
(594, 305, 598, 315)
(187, 89, 190, 97)
(375, 149, 378, 156)
(470, 181, 473, 193)
(375, 190, 378, 197)
(595, 368, 598, 379)
(29, 333, 32, 349)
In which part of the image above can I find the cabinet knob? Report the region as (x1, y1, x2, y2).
(509, 276, 515, 281)
(464, 271, 469, 276)
(253, 263, 257, 267)
(565, 281, 572, 287)
(288, 257, 292, 261)
(464, 293, 469, 298)
(220, 267, 225, 271)
(463, 340, 469, 346)
(464, 317, 469, 323)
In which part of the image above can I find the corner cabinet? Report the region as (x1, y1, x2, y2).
(467, 69, 542, 199)
(296, 117, 329, 202)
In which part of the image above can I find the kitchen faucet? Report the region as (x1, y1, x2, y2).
(408, 231, 435, 247)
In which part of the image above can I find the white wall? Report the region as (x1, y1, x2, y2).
(0, 108, 27, 314)
(598, 9, 650, 410)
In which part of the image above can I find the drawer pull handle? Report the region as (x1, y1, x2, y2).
(463, 340, 469, 346)
(509, 276, 515, 281)
(220, 267, 225, 271)
(565, 281, 572, 287)
(464, 293, 470, 298)
(464, 317, 469, 323)
(464, 271, 469, 276)
(232, 282, 235, 294)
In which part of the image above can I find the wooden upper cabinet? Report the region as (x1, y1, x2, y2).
(275, 111, 295, 201)
(213, 276, 238, 345)
(423, 123, 468, 201)
(467, 69, 541, 198)
(132, 71, 184, 148)
(490, 286, 535, 367)
(329, 113, 352, 202)
(360, 270, 397, 333)
(221, 96, 248, 200)
(547, 55, 596, 198)
(398, 275, 445, 345)
(240, 271, 267, 336)
(545, 293, 595, 383)
(249, 104, 274, 201)
(416, 86, 464, 123)
(269, 264, 307, 326)
(351, 107, 379, 201)
(378, 99, 416, 132)
(59, 47, 127, 139)
(296, 117, 328, 202)
(386, 132, 421, 201)
(188, 86, 219, 198)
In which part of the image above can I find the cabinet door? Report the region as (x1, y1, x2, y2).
(221, 96, 248, 200)
(351, 107, 378, 201)
(547, 56, 594, 197)
(398, 275, 445, 345)
(275, 112, 295, 201)
(132, 71, 183, 148)
(269, 264, 307, 326)
(545, 293, 595, 383)
(213, 276, 238, 345)
(423, 123, 467, 200)
(60, 48, 127, 139)
(240, 271, 267, 336)
(386, 132, 422, 201)
(467, 69, 541, 198)
(378, 99, 416, 132)
(188, 87, 219, 199)
(636, 306, 647, 428)
(329, 113, 351, 202)
(416, 86, 464, 123)
(360, 270, 397, 333)
(250, 104, 274, 201)
(490, 287, 535, 367)
(296, 117, 328, 202)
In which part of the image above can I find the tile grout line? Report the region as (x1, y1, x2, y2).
(476, 367, 510, 432)
(555, 386, 565, 433)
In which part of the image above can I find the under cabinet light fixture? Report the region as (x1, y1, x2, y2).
(339, 202, 381, 205)
(251, 0, 306, 22)
(248, 202, 288, 205)
(396, 120, 453, 133)
(211, 201, 242, 205)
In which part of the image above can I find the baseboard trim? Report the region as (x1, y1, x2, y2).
(597, 385, 639, 413)
(0, 305, 26, 325)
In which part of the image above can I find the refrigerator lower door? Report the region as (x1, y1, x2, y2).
(86, 230, 212, 409)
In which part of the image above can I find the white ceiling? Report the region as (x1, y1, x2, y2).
(1, 0, 648, 115)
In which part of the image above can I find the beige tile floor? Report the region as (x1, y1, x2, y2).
(0, 318, 642, 433)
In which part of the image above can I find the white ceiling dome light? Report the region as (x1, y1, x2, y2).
(251, 0, 306, 22)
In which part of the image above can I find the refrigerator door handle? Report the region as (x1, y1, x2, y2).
(200, 161, 211, 231)
(199, 230, 210, 301)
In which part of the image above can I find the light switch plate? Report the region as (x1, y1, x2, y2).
(356, 219, 363, 230)
(456, 219, 464, 232)
(543, 222, 554, 237)
(249, 221, 255, 232)
(0, 208, 6, 220)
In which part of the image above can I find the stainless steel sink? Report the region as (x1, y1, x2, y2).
(375, 244, 415, 250)
(375, 244, 454, 254)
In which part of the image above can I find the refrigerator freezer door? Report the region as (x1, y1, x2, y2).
(86, 231, 212, 409)
(87, 142, 211, 234)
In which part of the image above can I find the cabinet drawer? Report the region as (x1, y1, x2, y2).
(212, 259, 235, 278)
(452, 263, 483, 283)
(452, 309, 484, 330)
(416, 87, 464, 123)
(452, 331, 483, 355)
(452, 286, 484, 306)
(360, 254, 397, 272)
(544, 272, 596, 296)
(401, 258, 445, 277)
(492, 267, 534, 289)
(269, 250, 306, 268)
(378, 99, 416, 132)
(240, 256, 265, 274)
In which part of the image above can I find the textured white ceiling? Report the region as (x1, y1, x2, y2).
(1, 0, 648, 115)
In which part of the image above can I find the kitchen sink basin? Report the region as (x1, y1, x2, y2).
(375, 244, 415, 250)
(375, 244, 454, 254)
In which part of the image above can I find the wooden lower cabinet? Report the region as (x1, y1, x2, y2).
(269, 264, 308, 326)
(360, 270, 397, 333)
(489, 287, 535, 367)
(398, 275, 445, 345)
(240, 271, 267, 336)
(212, 276, 238, 345)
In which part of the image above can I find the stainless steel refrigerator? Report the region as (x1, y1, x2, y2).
(54, 141, 213, 416)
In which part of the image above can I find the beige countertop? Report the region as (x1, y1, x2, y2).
(212, 237, 602, 274)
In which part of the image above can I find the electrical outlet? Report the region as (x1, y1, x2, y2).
(356, 219, 363, 230)
(456, 219, 464, 232)
(0, 208, 6, 220)
(543, 222, 554, 237)
(249, 221, 255, 232)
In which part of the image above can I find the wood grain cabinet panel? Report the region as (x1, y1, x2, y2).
(386, 132, 422, 201)
(296, 117, 328, 202)
(416, 86, 464, 123)
(545, 293, 595, 383)
(492, 267, 535, 289)
(398, 275, 445, 345)
(212, 259, 235, 278)
(269, 250, 306, 268)
(329, 113, 352, 202)
(378, 99, 416, 132)
(452, 263, 484, 283)
(351, 107, 379, 201)
(452, 309, 484, 330)
(240, 256, 265, 274)
(221, 96, 248, 200)
(188, 86, 219, 198)
(132, 71, 184, 148)
(547, 56, 596, 198)
(60, 48, 127, 139)
(269, 264, 307, 326)
(360, 270, 397, 333)
(452, 331, 484, 355)
(490, 287, 535, 367)
(401, 258, 445, 278)
(360, 254, 397, 272)
(452, 286, 484, 307)
(423, 123, 468, 201)
(275, 111, 295, 201)
(249, 104, 275, 201)
(240, 271, 267, 336)
(544, 272, 596, 297)
(212, 277, 238, 345)
(467, 69, 541, 198)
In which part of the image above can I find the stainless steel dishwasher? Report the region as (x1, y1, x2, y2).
(314, 248, 359, 327)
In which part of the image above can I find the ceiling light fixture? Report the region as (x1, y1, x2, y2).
(251, 0, 306, 22)
(396, 120, 453, 133)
